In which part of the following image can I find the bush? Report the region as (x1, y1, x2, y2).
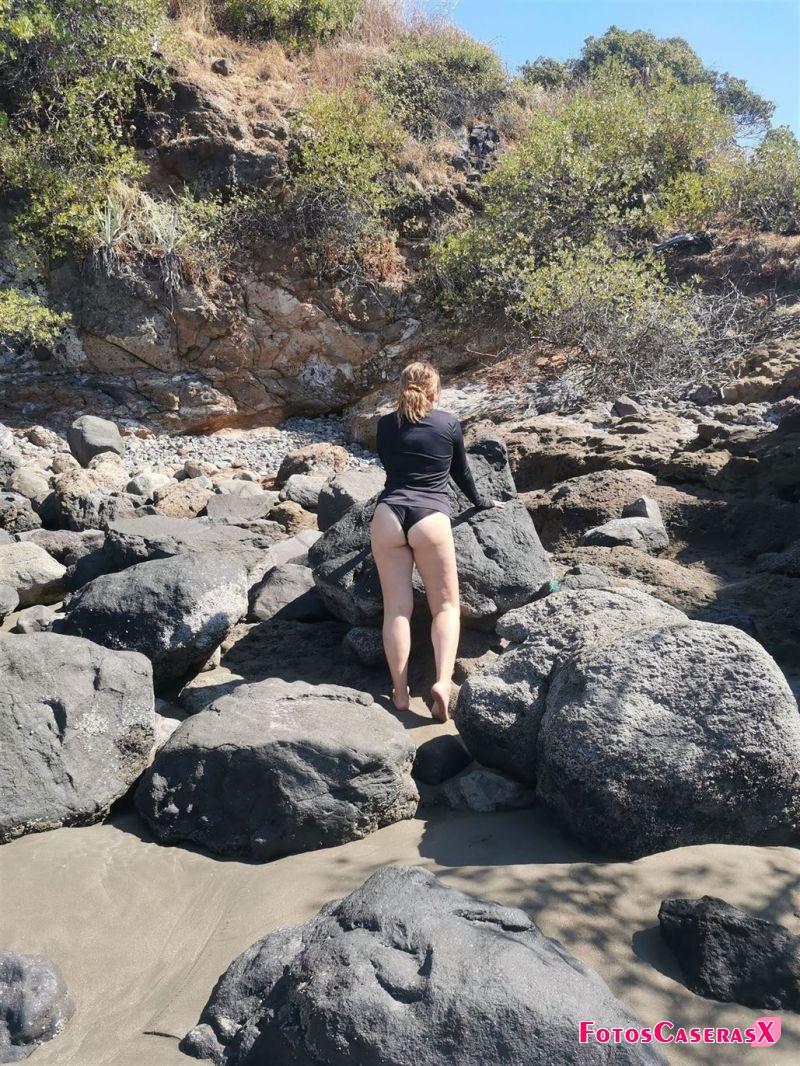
(214, 0, 360, 46)
(432, 69, 734, 320)
(281, 88, 404, 278)
(0, 289, 70, 345)
(731, 127, 800, 235)
(457, 240, 783, 400)
(0, 0, 166, 256)
(522, 26, 774, 138)
(369, 31, 508, 138)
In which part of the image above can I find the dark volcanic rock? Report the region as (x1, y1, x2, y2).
(659, 896, 800, 1011)
(181, 865, 663, 1065)
(317, 468, 385, 531)
(58, 552, 248, 689)
(179, 619, 386, 713)
(105, 516, 278, 583)
(248, 563, 328, 623)
(311, 436, 552, 628)
(412, 734, 471, 785)
(0, 633, 154, 842)
(454, 588, 683, 785)
(0, 493, 41, 534)
(67, 415, 124, 467)
(136, 678, 418, 860)
(0, 951, 74, 1061)
(538, 621, 800, 857)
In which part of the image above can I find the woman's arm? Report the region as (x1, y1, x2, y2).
(450, 419, 494, 509)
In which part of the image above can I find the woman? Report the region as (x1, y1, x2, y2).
(370, 361, 500, 722)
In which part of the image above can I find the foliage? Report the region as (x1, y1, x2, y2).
(432, 68, 734, 321)
(731, 127, 800, 235)
(214, 0, 360, 46)
(522, 26, 774, 137)
(0, 288, 70, 345)
(0, 0, 166, 256)
(369, 30, 508, 138)
(281, 88, 405, 277)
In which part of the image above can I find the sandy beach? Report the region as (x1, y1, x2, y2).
(2, 701, 799, 1066)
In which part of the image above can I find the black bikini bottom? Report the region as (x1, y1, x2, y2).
(382, 503, 443, 541)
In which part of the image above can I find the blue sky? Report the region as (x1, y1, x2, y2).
(447, 1, 800, 134)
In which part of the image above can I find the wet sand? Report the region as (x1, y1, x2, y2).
(2, 775, 799, 1066)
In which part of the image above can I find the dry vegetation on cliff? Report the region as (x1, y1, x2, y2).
(1, 0, 800, 425)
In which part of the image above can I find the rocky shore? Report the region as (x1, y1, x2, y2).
(1, 390, 799, 1063)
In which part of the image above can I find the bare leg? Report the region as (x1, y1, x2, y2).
(370, 504, 414, 711)
(408, 512, 459, 721)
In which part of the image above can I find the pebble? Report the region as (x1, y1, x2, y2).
(119, 417, 377, 477)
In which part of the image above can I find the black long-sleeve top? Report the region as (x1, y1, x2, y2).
(375, 408, 493, 517)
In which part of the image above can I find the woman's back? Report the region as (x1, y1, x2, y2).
(376, 408, 489, 515)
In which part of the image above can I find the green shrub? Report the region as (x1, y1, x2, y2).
(282, 88, 404, 277)
(0, 0, 166, 256)
(731, 127, 800, 234)
(522, 26, 774, 137)
(432, 69, 733, 320)
(215, 0, 360, 46)
(369, 31, 508, 138)
(0, 288, 70, 345)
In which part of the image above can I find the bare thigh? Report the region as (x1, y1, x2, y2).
(370, 504, 414, 614)
(407, 512, 458, 613)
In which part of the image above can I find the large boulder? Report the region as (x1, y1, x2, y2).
(247, 563, 327, 623)
(0, 951, 74, 1062)
(153, 479, 213, 518)
(310, 437, 553, 629)
(52, 467, 138, 532)
(67, 414, 124, 467)
(0, 583, 19, 620)
(0, 493, 41, 534)
(537, 621, 800, 857)
(181, 865, 663, 1065)
(0, 543, 66, 607)
(205, 492, 280, 527)
(105, 516, 279, 583)
(58, 552, 249, 689)
(279, 473, 327, 512)
(317, 467, 385, 531)
(14, 528, 105, 566)
(136, 678, 418, 860)
(0, 633, 154, 842)
(275, 442, 351, 487)
(454, 588, 684, 785)
(659, 896, 800, 1011)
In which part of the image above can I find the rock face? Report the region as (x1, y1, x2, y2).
(136, 679, 418, 860)
(181, 865, 663, 1065)
(0, 543, 66, 607)
(659, 896, 800, 1011)
(538, 621, 800, 857)
(58, 552, 249, 689)
(311, 437, 552, 628)
(0, 951, 75, 1062)
(67, 415, 124, 467)
(454, 588, 684, 785)
(0, 633, 154, 843)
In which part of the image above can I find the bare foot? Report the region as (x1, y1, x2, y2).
(392, 686, 410, 712)
(430, 682, 450, 722)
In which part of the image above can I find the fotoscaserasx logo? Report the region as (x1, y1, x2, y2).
(579, 1018, 781, 1047)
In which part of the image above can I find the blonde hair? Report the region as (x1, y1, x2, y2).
(396, 361, 441, 424)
